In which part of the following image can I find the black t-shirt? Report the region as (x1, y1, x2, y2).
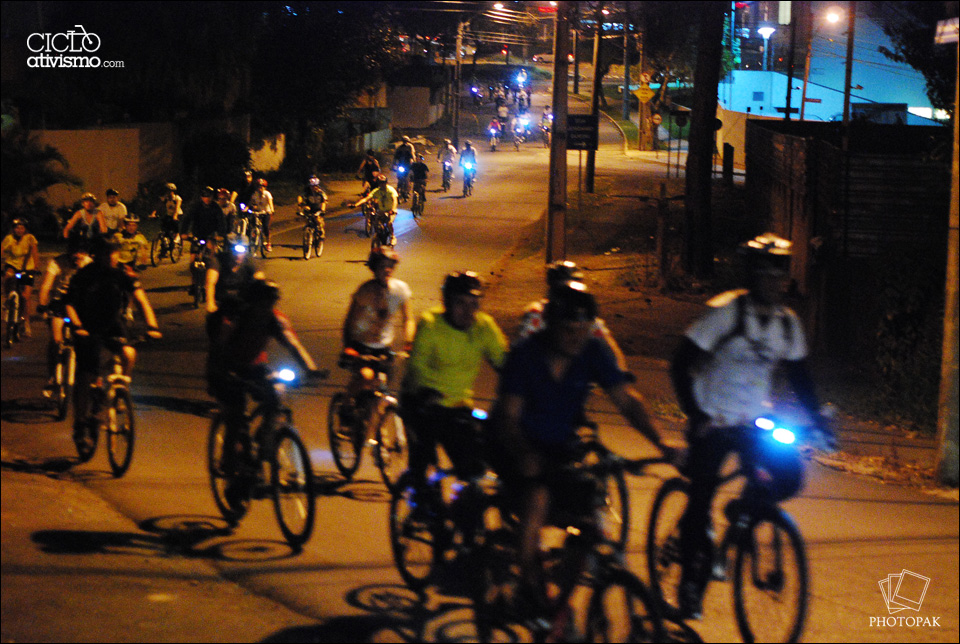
(181, 200, 226, 240)
(411, 162, 429, 183)
(212, 252, 258, 302)
(66, 262, 139, 337)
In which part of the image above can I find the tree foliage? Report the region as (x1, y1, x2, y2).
(0, 124, 80, 222)
(873, 2, 957, 115)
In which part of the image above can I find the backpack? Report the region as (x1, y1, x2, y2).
(711, 293, 793, 356)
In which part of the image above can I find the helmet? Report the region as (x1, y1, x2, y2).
(80, 192, 97, 203)
(546, 260, 584, 290)
(739, 232, 792, 273)
(444, 138, 451, 145)
(544, 281, 597, 323)
(164, 183, 177, 193)
(308, 175, 320, 187)
(217, 188, 230, 198)
(442, 271, 483, 298)
(201, 186, 215, 197)
(366, 247, 400, 269)
(464, 140, 473, 147)
(257, 178, 268, 187)
(11, 217, 27, 228)
(243, 278, 281, 304)
(402, 135, 410, 143)
(123, 214, 140, 224)
(105, 188, 119, 197)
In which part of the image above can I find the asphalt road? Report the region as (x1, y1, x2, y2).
(2, 83, 957, 643)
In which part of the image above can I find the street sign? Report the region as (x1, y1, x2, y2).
(651, 113, 662, 125)
(633, 84, 655, 104)
(804, 97, 822, 103)
(640, 72, 651, 84)
(567, 114, 598, 151)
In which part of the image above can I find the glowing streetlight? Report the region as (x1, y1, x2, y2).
(757, 26, 776, 71)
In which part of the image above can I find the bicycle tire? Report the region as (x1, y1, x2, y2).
(106, 387, 135, 477)
(580, 444, 630, 550)
(314, 237, 324, 258)
(471, 527, 521, 644)
(207, 415, 251, 525)
(54, 345, 75, 421)
(270, 425, 316, 548)
(364, 210, 373, 237)
(374, 402, 407, 493)
(390, 473, 442, 591)
(169, 237, 183, 263)
(733, 509, 808, 644)
(150, 235, 163, 267)
(5, 291, 20, 347)
(302, 227, 313, 260)
(327, 392, 363, 479)
(646, 477, 690, 621)
(586, 568, 666, 642)
(73, 388, 99, 463)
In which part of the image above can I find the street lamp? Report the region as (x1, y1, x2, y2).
(757, 26, 776, 71)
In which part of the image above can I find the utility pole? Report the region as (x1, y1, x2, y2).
(841, 1, 856, 129)
(453, 20, 466, 149)
(546, 2, 572, 263)
(585, 1, 603, 193)
(622, 3, 631, 122)
(573, 29, 580, 94)
(784, 1, 798, 120)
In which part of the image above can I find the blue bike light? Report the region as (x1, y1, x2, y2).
(772, 427, 797, 445)
(464, 162, 474, 170)
(64, 317, 71, 324)
(278, 368, 296, 383)
(398, 166, 406, 174)
(234, 244, 247, 254)
(755, 417, 776, 431)
(471, 408, 488, 420)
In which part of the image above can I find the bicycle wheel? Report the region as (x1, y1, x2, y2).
(374, 402, 407, 492)
(472, 527, 521, 644)
(646, 477, 690, 621)
(270, 425, 316, 548)
(586, 569, 665, 642)
(733, 510, 808, 643)
(207, 415, 251, 525)
(314, 236, 324, 258)
(169, 236, 183, 263)
(150, 235, 164, 267)
(106, 387, 135, 477)
(54, 345, 75, 421)
(73, 388, 100, 463)
(390, 473, 442, 591)
(327, 392, 363, 479)
(581, 446, 630, 550)
(364, 211, 373, 237)
(5, 292, 20, 347)
(302, 227, 313, 260)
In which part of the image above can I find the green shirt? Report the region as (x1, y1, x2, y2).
(404, 305, 507, 407)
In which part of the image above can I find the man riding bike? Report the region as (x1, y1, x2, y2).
(351, 173, 399, 247)
(2, 217, 41, 337)
(393, 135, 416, 170)
(410, 155, 429, 205)
(669, 233, 837, 620)
(204, 233, 264, 315)
(65, 237, 162, 450)
(247, 178, 275, 252)
(357, 149, 381, 195)
(113, 215, 149, 274)
(401, 271, 507, 491)
(497, 280, 675, 607)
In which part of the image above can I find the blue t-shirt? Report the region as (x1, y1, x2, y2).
(499, 332, 628, 448)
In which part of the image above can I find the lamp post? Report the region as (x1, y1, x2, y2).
(757, 26, 776, 71)
(800, 6, 845, 121)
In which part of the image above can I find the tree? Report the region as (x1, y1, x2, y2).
(0, 124, 80, 225)
(873, 2, 956, 115)
(683, 2, 727, 278)
(635, 2, 700, 107)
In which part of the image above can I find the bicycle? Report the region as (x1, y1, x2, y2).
(440, 161, 453, 192)
(149, 227, 182, 267)
(296, 198, 325, 260)
(327, 349, 407, 491)
(72, 344, 137, 477)
(471, 436, 665, 643)
(3, 269, 37, 348)
(370, 210, 395, 250)
(207, 369, 318, 548)
(241, 206, 270, 259)
(188, 238, 216, 309)
(647, 416, 820, 643)
(410, 183, 425, 224)
(48, 313, 76, 421)
(462, 162, 476, 197)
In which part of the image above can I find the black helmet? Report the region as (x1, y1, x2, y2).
(546, 260, 584, 290)
(544, 281, 597, 323)
(105, 188, 119, 197)
(367, 247, 400, 269)
(442, 271, 483, 298)
(739, 232, 792, 273)
(11, 217, 28, 228)
(201, 186, 215, 197)
(243, 278, 281, 305)
(366, 148, 376, 157)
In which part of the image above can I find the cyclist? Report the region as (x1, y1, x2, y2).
(351, 173, 399, 246)
(204, 233, 264, 314)
(515, 260, 627, 370)
(459, 140, 477, 167)
(2, 217, 42, 337)
(65, 237, 161, 449)
(234, 170, 257, 208)
(487, 117, 503, 146)
(669, 232, 836, 620)
(205, 278, 324, 479)
(393, 135, 416, 170)
(113, 215, 149, 274)
(247, 178, 275, 252)
(63, 193, 107, 243)
(410, 155, 429, 205)
(216, 188, 240, 235)
(497, 281, 674, 605)
(149, 183, 183, 244)
(437, 139, 457, 166)
(401, 271, 507, 491)
(98, 188, 128, 237)
(37, 237, 92, 396)
(181, 186, 227, 265)
(357, 149, 381, 195)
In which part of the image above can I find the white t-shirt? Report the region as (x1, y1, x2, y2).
(99, 201, 128, 231)
(686, 289, 807, 427)
(350, 277, 412, 349)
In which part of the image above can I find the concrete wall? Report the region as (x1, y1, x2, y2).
(33, 128, 141, 207)
(387, 86, 443, 129)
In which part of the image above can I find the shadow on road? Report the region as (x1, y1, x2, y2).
(132, 394, 216, 418)
(1, 396, 59, 424)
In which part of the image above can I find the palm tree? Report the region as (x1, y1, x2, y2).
(1, 125, 80, 230)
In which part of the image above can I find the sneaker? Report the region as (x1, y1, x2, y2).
(679, 581, 704, 621)
(42, 379, 57, 398)
(265, 243, 272, 252)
